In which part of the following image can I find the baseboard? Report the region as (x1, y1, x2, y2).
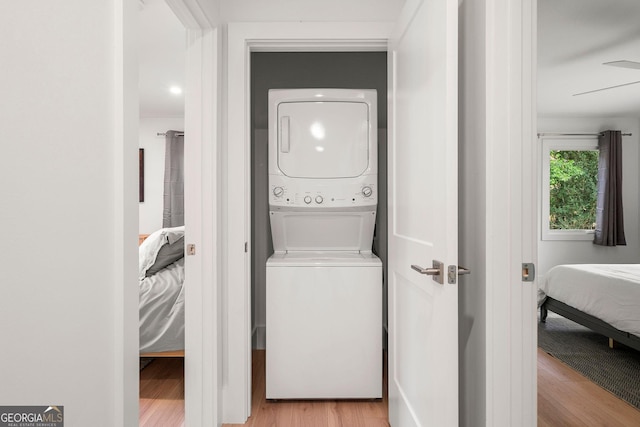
(252, 325, 266, 349)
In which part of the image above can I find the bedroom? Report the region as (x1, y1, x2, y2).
(536, 0, 640, 419)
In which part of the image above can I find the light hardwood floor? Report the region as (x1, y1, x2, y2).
(223, 350, 389, 427)
(139, 349, 640, 426)
(139, 357, 185, 427)
(537, 348, 640, 427)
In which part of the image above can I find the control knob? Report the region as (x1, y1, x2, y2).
(304, 196, 312, 204)
(362, 186, 373, 197)
(315, 195, 324, 204)
(273, 186, 284, 197)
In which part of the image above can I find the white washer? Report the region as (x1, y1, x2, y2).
(266, 252, 381, 399)
(266, 88, 381, 400)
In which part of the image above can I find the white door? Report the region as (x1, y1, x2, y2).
(387, 0, 459, 425)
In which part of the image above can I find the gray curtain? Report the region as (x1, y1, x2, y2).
(162, 130, 184, 228)
(594, 130, 626, 246)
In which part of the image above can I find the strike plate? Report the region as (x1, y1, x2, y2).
(522, 263, 535, 282)
(448, 265, 457, 284)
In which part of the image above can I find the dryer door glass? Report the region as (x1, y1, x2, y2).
(277, 101, 369, 178)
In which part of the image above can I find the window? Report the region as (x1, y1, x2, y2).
(541, 138, 599, 240)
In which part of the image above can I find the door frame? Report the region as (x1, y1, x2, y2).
(224, 21, 393, 422)
(483, 0, 537, 425)
(160, 2, 222, 425)
(117, 0, 220, 425)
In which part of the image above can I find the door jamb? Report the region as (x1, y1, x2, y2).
(161, 2, 221, 425)
(118, 1, 220, 425)
(484, 0, 537, 425)
(224, 21, 392, 423)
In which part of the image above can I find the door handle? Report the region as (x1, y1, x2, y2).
(411, 260, 444, 284)
(411, 262, 470, 285)
(411, 265, 441, 275)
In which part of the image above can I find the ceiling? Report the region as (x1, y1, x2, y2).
(138, 0, 186, 118)
(538, 0, 640, 117)
(138, 0, 640, 119)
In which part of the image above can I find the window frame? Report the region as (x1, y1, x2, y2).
(541, 137, 599, 241)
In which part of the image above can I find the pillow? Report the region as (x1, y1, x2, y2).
(145, 235, 185, 277)
(138, 226, 185, 279)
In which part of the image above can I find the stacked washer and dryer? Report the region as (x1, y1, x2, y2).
(266, 88, 382, 400)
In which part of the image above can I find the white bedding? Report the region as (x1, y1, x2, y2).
(540, 264, 640, 337)
(139, 257, 185, 353)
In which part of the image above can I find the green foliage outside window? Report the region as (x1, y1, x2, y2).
(549, 150, 598, 230)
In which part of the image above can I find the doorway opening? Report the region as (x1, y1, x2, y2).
(248, 51, 389, 418)
(137, 0, 187, 425)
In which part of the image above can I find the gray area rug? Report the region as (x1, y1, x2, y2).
(538, 312, 640, 409)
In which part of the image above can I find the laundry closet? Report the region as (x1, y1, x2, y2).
(250, 52, 388, 392)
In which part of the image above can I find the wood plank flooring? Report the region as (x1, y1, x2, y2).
(139, 357, 185, 427)
(537, 348, 640, 427)
(139, 350, 640, 426)
(223, 350, 389, 427)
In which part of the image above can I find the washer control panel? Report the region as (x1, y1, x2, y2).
(269, 177, 377, 208)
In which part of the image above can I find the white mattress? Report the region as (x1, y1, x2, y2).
(540, 264, 640, 337)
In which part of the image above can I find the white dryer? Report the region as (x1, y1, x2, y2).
(266, 88, 382, 399)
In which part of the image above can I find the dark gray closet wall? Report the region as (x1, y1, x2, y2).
(251, 52, 388, 349)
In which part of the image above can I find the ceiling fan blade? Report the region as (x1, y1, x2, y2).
(573, 80, 640, 96)
(603, 60, 640, 70)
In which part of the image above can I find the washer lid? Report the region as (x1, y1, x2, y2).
(277, 101, 370, 179)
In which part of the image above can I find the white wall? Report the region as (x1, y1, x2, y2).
(538, 117, 640, 277)
(220, 0, 405, 22)
(139, 117, 185, 234)
(0, 1, 137, 425)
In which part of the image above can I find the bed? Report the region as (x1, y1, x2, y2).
(138, 226, 185, 357)
(539, 264, 640, 352)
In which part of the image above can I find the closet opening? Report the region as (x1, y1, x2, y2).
(248, 50, 389, 417)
